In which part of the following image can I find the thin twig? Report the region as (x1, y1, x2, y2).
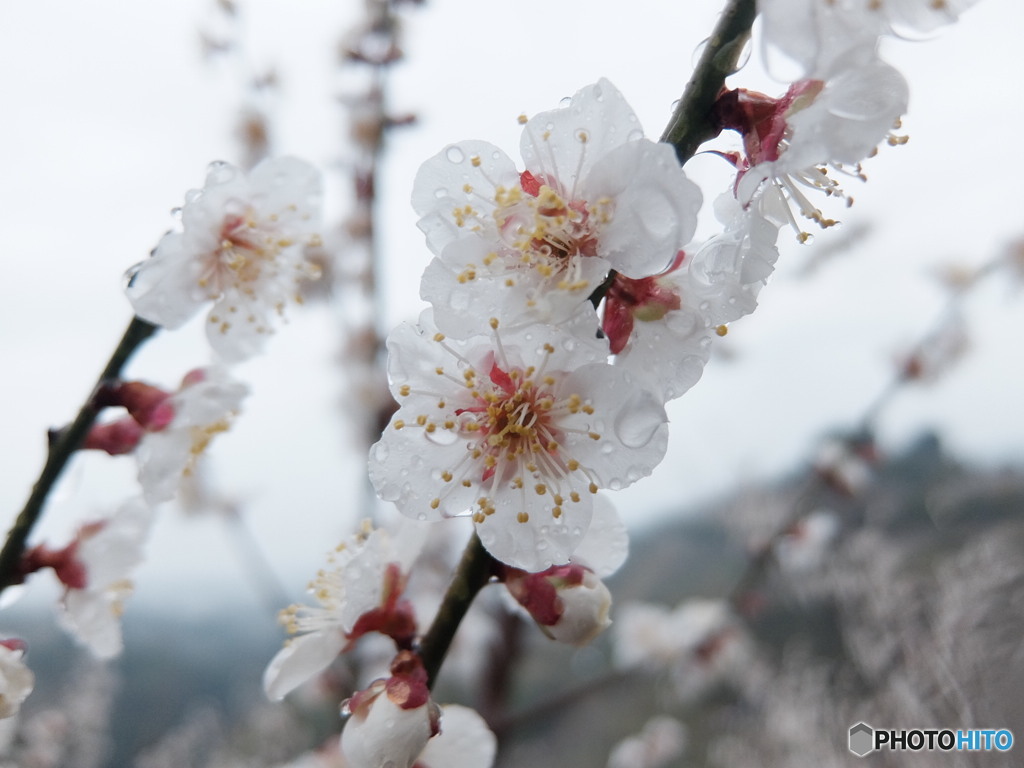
(0, 315, 158, 592)
(418, 530, 496, 688)
(660, 0, 757, 165)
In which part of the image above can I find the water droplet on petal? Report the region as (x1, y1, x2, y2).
(426, 427, 459, 446)
(614, 390, 666, 449)
(627, 129, 644, 142)
(559, 96, 572, 107)
(339, 698, 352, 718)
(170, 206, 183, 219)
(373, 443, 389, 461)
(434, 187, 448, 199)
(446, 145, 465, 163)
(417, 512, 427, 521)
(608, 479, 623, 491)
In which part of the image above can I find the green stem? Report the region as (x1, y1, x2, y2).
(660, 0, 757, 165)
(0, 315, 158, 592)
(419, 531, 496, 688)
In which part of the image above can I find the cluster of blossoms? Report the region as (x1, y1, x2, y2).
(2, 158, 325, 716)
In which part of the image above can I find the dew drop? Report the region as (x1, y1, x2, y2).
(627, 128, 644, 142)
(425, 427, 459, 446)
(122, 262, 143, 291)
(170, 206, 183, 219)
(559, 96, 573, 107)
(691, 37, 710, 69)
(537, 541, 548, 551)
(572, 526, 582, 537)
(339, 698, 352, 718)
(417, 512, 427, 521)
(561, 338, 577, 352)
(373, 443, 389, 462)
(669, 98, 681, 113)
(446, 145, 465, 163)
(545, 122, 555, 132)
(728, 36, 753, 74)
(601, 443, 614, 455)
(609, 478, 623, 491)
(540, 525, 550, 535)
(434, 187, 448, 199)
(614, 390, 666, 449)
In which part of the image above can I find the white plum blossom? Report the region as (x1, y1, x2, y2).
(502, 497, 625, 645)
(369, 310, 668, 572)
(264, 522, 426, 702)
(0, 642, 34, 719)
(602, 251, 718, 402)
(57, 498, 154, 659)
(606, 716, 687, 768)
(732, 51, 909, 242)
(135, 366, 249, 505)
(686, 193, 780, 326)
(416, 704, 496, 768)
(760, 0, 979, 75)
(126, 157, 323, 361)
(340, 651, 440, 768)
(412, 78, 702, 336)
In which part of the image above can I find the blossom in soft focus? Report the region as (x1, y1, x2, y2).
(340, 651, 440, 768)
(369, 310, 668, 572)
(606, 716, 687, 768)
(614, 598, 749, 701)
(412, 79, 701, 336)
(56, 498, 154, 660)
(125, 157, 323, 361)
(135, 366, 249, 505)
(264, 523, 426, 701)
(0, 641, 34, 719)
(759, 0, 979, 75)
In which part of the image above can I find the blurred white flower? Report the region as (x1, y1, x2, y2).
(135, 367, 249, 505)
(0, 642, 34, 719)
(264, 523, 426, 702)
(606, 716, 687, 768)
(126, 157, 323, 361)
(57, 498, 154, 659)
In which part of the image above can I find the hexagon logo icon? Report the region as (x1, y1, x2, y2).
(849, 722, 874, 757)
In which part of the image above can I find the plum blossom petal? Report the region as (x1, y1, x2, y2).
(135, 366, 249, 505)
(369, 310, 668, 572)
(340, 652, 440, 768)
(411, 80, 701, 337)
(570, 495, 628, 578)
(760, 0, 979, 76)
(0, 642, 34, 719)
(417, 705, 497, 768)
(126, 157, 323, 362)
(264, 523, 426, 701)
(604, 253, 718, 402)
(57, 498, 154, 659)
(686, 193, 780, 326)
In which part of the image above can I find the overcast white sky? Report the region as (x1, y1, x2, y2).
(1, 0, 1023, 610)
